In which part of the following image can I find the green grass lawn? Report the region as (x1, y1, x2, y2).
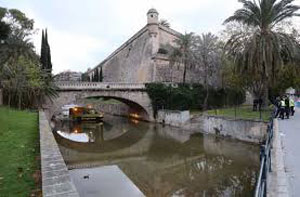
(0, 107, 41, 196)
(192, 105, 273, 122)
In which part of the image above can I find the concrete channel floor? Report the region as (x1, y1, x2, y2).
(69, 165, 145, 197)
(278, 107, 300, 196)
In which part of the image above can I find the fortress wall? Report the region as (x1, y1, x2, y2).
(101, 30, 154, 83)
(154, 56, 204, 83)
(158, 27, 178, 47)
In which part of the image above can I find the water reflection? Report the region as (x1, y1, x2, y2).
(53, 115, 259, 196)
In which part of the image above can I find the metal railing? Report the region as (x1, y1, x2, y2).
(254, 109, 275, 197)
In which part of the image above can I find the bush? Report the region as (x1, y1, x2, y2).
(145, 83, 245, 117)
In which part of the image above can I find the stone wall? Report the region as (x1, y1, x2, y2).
(86, 9, 222, 87)
(183, 115, 267, 144)
(153, 54, 221, 86)
(92, 103, 130, 117)
(39, 111, 79, 196)
(157, 110, 190, 127)
(100, 27, 155, 83)
(153, 56, 204, 83)
(44, 89, 154, 121)
(92, 25, 180, 83)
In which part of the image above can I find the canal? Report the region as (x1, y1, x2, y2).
(53, 115, 259, 196)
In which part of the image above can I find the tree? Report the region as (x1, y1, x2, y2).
(0, 7, 57, 109)
(81, 73, 90, 82)
(194, 33, 222, 109)
(40, 29, 52, 74)
(169, 32, 195, 83)
(0, 7, 35, 67)
(99, 67, 103, 82)
(224, 0, 300, 108)
(93, 69, 99, 82)
(0, 21, 10, 40)
(270, 63, 300, 96)
(159, 19, 170, 28)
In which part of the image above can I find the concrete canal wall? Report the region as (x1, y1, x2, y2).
(157, 110, 190, 127)
(89, 105, 267, 144)
(158, 110, 267, 144)
(39, 111, 79, 197)
(198, 115, 267, 144)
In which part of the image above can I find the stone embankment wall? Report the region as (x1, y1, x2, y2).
(39, 111, 79, 197)
(156, 110, 267, 144)
(157, 110, 190, 127)
(184, 115, 267, 144)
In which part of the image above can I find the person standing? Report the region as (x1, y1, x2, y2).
(285, 96, 290, 119)
(274, 96, 281, 118)
(290, 97, 295, 116)
(279, 97, 286, 120)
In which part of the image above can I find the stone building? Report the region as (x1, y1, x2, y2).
(87, 8, 217, 85)
(54, 71, 82, 81)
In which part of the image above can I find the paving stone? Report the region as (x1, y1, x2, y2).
(43, 159, 66, 169)
(39, 111, 79, 196)
(43, 182, 77, 196)
(43, 175, 72, 186)
(43, 155, 64, 162)
(51, 192, 80, 197)
(43, 169, 70, 179)
(43, 152, 62, 159)
(42, 162, 67, 172)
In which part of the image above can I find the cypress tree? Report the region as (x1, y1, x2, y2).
(94, 69, 99, 82)
(40, 28, 52, 74)
(40, 29, 46, 70)
(45, 29, 52, 72)
(91, 73, 95, 82)
(99, 67, 103, 82)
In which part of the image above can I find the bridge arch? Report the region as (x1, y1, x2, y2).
(82, 95, 150, 121)
(44, 82, 154, 121)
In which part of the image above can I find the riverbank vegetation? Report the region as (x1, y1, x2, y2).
(145, 83, 245, 116)
(0, 7, 56, 109)
(223, 0, 300, 107)
(204, 106, 272, 122)
(0, 107, 41, 196)
(166, 0, 300, 110)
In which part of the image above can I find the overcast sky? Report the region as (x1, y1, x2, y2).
(2, 0, 300, 74)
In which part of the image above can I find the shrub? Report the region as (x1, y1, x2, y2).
(145, 83, 245, 116)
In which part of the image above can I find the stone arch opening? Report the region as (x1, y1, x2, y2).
(83, 96, 150, 121)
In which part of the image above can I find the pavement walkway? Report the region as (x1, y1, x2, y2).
(278, 107, 300, 196)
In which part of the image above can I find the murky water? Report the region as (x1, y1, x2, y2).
(53, 115, 259, 197)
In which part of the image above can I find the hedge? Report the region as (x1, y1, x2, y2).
(145, 83, 245, 117)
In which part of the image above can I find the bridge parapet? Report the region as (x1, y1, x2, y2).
(55, 81, 146, 90)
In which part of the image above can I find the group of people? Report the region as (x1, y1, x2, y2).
(274, 96, 295, 120)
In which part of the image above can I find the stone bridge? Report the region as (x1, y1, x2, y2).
(45, 82, 154, 121)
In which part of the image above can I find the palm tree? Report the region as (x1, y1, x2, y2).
(169, 32, 195, 83)
(224, 0, 300, 107)
(159, 19, 170, 28)
(194, 33, 222, 109)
